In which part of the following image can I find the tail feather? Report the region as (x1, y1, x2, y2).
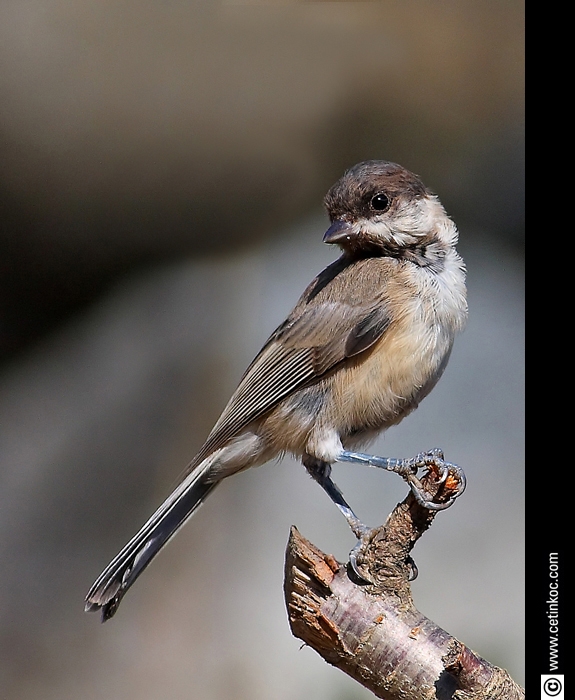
(85, 465, 218, 621)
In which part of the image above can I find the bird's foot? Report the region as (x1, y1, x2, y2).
(338, 447, 466, 511)
(348, 529, 376, 584)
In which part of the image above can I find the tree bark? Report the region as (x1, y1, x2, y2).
(283, 470, 524, 699)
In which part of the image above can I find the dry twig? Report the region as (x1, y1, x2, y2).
(284, 469, 524, 699)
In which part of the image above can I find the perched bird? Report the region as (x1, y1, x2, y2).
(86, 160, 467, 620)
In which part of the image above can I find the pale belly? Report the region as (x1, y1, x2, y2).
(260, 311, 455, 461)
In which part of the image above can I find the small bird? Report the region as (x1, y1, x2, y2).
(86, 160, 467, 620)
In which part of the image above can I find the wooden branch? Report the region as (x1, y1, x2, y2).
(283, 471, 524, 700)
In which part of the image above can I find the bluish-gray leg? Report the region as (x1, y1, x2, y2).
(303, 455, 381, 581)
(303, 449, 465, 583)
(303, 455, 369, 539)
(338, 447, 466, 510)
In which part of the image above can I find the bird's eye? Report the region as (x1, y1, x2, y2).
(370, 193, 390, 211)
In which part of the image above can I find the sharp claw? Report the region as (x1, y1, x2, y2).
(401, 449, 467, 510)
(348, 538, 375, 584)
(336, 448, 466, 516)
(406, 556, 419, 581)
(349, 542, 419, 584)
(406, 472, 463, 510)
(437, 465, 450, 485)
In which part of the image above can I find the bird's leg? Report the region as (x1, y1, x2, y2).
(303, 455, 373, 582)
(303, 455, 369, 538)
(338, 447, 466, 510)
(303, 449, 465, 583)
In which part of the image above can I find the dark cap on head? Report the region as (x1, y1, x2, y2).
(324, 160, 429, 222)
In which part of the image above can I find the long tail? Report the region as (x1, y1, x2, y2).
(85, 462, 218, 621)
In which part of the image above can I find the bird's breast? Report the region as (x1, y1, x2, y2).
(258, 254, 466, 459)
(326, 284, 458, 441)
(336, 314, 452, 434)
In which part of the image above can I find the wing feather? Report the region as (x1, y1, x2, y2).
(193, 257, 394, 463)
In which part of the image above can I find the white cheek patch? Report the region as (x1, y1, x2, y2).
(353, 195, 458, 248)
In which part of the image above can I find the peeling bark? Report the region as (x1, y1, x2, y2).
(284, 471, 524, 699)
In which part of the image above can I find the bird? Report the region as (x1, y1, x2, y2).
(85, 160, 467, 621)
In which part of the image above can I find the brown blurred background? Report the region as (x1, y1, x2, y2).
(1, 2, 524, 699)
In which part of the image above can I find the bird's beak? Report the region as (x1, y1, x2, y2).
(323, 220, 354, 245)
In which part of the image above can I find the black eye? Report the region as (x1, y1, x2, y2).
(371, 193, 390, 211)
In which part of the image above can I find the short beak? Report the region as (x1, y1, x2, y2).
(323, 220, 354, 245)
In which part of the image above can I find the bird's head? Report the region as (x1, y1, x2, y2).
(323, 161, 458, 264)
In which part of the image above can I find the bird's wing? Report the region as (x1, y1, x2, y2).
(193, 257, 394, 463)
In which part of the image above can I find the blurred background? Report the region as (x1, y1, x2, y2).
(0, 2, 524, 698)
